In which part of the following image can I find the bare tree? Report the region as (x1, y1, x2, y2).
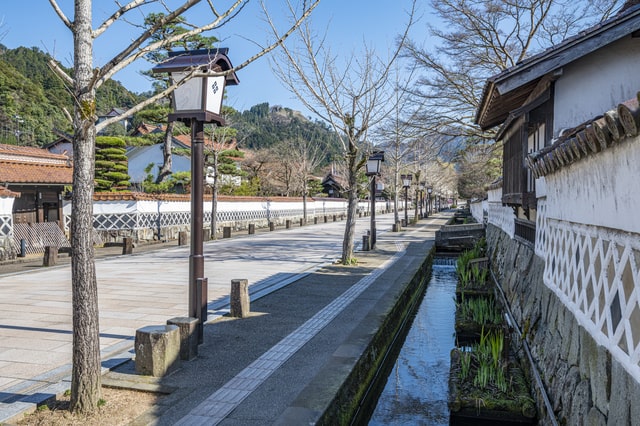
(205, 112, 239, 239)
(46, 0, 318, 414)
(270, 1, 416, 263)
(282, 135, 323, 221)
(404, 0, 624, 144)
(374, 62, 421, 225)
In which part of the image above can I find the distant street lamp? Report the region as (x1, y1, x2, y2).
(401, 174, 412, 226)
(365, 151, 384, 249)
(153, 49, 239, 342)
(427, 185, 433, 216)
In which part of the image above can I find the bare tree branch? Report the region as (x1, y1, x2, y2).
(93, 0, 155, 37)
(48, 0, 72, 29)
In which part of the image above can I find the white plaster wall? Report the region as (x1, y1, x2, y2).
(470, 200, 485, 223)
(543, 136, 640, 234)
(487, 186, 516, 238)
(0, 196, 15, 215)
(554, 35, 640, 135)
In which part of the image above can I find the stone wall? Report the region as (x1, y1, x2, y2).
(487, 223, 640, 425)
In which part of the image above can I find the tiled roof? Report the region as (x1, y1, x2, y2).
(528, 92, 640, 178)
(0, 160, 73, 184)
(476, 3, 640, 129)
(0, 143, 73, 185)
(92, 192, 311, 202)
(0, 144, 70, 164)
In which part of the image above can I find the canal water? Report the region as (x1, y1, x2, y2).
(368, 259, 457, 425)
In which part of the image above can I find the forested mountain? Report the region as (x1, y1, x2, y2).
(229, 103, 342, 163)
(0, 45, 343, 163)
(0, 45, 144, 145)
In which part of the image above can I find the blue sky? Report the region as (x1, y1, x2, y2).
(0, 1, 428, 115)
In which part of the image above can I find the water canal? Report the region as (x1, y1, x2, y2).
(368, 259, 457, 425)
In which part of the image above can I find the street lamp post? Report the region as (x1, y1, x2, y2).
(427, 186, 433, 216)
(153, 49, 239, 342)
(401, 174, 412, 226)
(366, 151, 384, 249)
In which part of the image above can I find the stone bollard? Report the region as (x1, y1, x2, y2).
(362, 235, 370, 251)
(178, 231, 188, 246)
(286, 220, 291, 229)
(248, 224, 255, 234)
(269, 222, 275, 231)
(135, 325, 180, 377)
(43, 246, 58, 267)
(230, 279, 250, 318)
(223, 226, 232, 238)
(167, 317, 199, 361)
(122, 237, 133, 255)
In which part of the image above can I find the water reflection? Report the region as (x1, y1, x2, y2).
(369, 264, 457, 425)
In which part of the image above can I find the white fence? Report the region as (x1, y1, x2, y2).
(61, 194, 388, 243)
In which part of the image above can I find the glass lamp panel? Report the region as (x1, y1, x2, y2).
(205, 75, 226, 115)
(366, 159, 380, 175)
(172, 72, 203, 111)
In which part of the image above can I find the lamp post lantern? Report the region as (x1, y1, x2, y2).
(401, 174, 412, 226)
(427, 186, 433, 216)
(153, 49, 239, 342)
(365, 151, 384, 249)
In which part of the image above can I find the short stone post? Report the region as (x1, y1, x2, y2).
(230, 279, 250, 318)
(178, 231, 188, 246)
(43, 246, 58, 267)
(223, 226, 232, 238)
(248, 224, 255, 234)
(362, 235, 370, 251)
(122, 237, 133, 255)
(167, 317, 199, 361)
(135, 325, 180, 377)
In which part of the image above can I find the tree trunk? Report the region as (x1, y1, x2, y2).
(302, 181, 308, 225)
(211, 180, 218, 240)
(209, 151, 219, 240)
(341, 142, 358, 264)
(156, 121, 175, 183)
(70, 0, 102, 413)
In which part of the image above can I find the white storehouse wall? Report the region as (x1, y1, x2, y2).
(536, 132, 640, 385)
(469, 199, 487, 224)
(487, 186, 515, 239)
